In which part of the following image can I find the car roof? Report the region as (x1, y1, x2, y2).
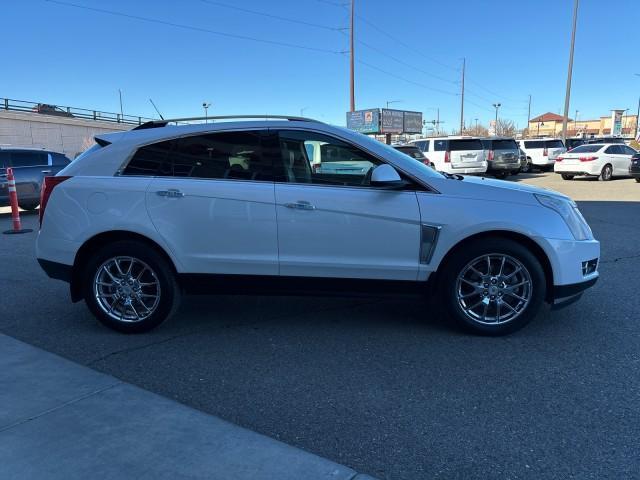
(0, 146, 60, 153)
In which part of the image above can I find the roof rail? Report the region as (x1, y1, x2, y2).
(131, 115, 320, 130)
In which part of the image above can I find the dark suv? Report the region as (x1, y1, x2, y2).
(481, 137, 521, 178)
(0, 148, 71, 210)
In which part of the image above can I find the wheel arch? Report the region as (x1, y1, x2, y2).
(70, 230, 178, 302)
(434, 230, 554, 303)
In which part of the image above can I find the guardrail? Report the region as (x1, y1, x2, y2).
(1, 97, 155, 125)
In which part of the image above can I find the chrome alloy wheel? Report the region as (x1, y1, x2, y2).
(456, 254, 532, 325)
(93, 256, 161, 323)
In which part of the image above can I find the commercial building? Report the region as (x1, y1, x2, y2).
(527, 111, 638, 138)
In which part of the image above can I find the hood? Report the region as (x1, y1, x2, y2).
(428, 174, 571, 205)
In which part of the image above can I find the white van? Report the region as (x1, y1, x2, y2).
(518, 139, 566, 171)
(411, 137, 487, 174)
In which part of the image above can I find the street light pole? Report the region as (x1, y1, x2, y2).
(526, 94, 531, 137)
(349, 0, 355, 112)
(202, 102, 211, 123)
(492, 103, 501, 135)
(574, 109, 579, 134)
(300, 107, 309, 117)
(561, 0, 579, 143)
(474, 118, 478, 134)
(459, 57, 465, 134)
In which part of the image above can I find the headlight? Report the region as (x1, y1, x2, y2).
(535, 194, 593, 241)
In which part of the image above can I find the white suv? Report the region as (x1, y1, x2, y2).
(36, 116, 599, 336)
(518, 138, 566, 171)
(410, 136, 487, 174)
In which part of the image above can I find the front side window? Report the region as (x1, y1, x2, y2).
(622, 145, 637, 155)
(275, 130, 382, 187)
(10, 151, 47, 167)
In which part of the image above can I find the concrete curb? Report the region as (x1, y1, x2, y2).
(0, 334, 376, 479)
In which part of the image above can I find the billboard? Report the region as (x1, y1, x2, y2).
(611, 109, 624, 136)
(346, 109, 380, 134)
(403, 111, 423, 134)
(381, 109, 404, 133)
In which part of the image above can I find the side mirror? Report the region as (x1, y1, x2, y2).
(370, 164, 406, 189)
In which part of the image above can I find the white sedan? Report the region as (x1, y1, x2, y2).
(554, 143, 637, 180)
(36, 116, 599, 336)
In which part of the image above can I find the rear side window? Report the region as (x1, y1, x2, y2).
(569, 145, 602, 153)
(604, 145, 621, 154)
(434, 140, 447, 151)
(10, 151, 48, 167)
(51, 153, 70, 166)
(545, 140, 565, 149)
(124, 140, 175, 176)
(449, 139, 483, 151)
(413, 140, 429, 151)
(492, 140, 518, 150)
(171, 130, 272, 181)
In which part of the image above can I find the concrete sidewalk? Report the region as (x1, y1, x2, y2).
(0, 334, 375, 479)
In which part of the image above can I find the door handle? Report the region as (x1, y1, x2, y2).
(284, 201, 315, 211)
(156, 189, 184, 198)
(41, 170, 52, 174)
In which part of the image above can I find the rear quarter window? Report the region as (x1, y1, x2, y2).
(51, 153, 70, 166)
(123, 140, 175, 176)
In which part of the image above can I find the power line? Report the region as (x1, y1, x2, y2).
(198, 0, 340, 31)
(356, 60, 458, 96)
(45, 0, 342, 54)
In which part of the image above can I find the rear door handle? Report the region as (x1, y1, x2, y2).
(284, 200, 315, 211)
(156, 189, 184, 198)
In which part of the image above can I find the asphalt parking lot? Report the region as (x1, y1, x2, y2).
(1, 172, 639, 480)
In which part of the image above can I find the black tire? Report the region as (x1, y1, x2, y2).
(493, 171, 508, 179)
(521, 160, 531, 173)
(561, 174, 574, 180)
(438, 238, 546, 336)
(82, 240, 180, 333)
(19, 202, 39, 211)
(635, 178, 640, 183)
(598, 164, 613, 181)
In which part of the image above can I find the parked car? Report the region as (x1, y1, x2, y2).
(517, 148, 530, 173)
(518, 139, 566, 171)
(416, 136, 487, 174)
(583, 136, 625, 145)
(565, 138, 586, 151)
(554, 143, 637, 181)
(480, 138, 521, 179)
(393, 144, 432, 167)
(0, 147, 70, 210)
(628, 152, 640, 183)
(36, 116, 599, 336)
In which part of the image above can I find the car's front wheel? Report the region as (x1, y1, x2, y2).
(440, 238, 546, 335)
(561, 174, 574, 180)
(635, 178, 640, 183)
(82, 240, 180, 333)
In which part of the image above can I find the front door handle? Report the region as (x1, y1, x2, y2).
(284, 200, 315, 211)
(156, 189, 184, 198)
(41, 170, 52, 174)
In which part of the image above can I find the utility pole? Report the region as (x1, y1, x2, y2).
(118, 89, 124, 121)
(436, 108, 440, 135)
(459, 57, 465, 134)
(561, 0, 579, 142)
(493, 103, 501, 135)
(474, 118, 479, 134)
(526, 94, 531, 137)
(574, 109, 579, 134)
(349, 0, 355, 112)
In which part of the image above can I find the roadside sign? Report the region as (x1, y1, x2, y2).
(346, 109, 380, 134)
(381, 109, 404, 133)
(403, 111, 423, 133)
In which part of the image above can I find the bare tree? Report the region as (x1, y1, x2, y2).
(496, 118, 517, 137)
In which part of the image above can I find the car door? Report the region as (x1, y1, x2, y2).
(144, 129, 279, 275)
(603, 145, 623, 175)
(273, 129, 422, 281)
(620, 146, 636, 176)
(8, 150, 49, 203)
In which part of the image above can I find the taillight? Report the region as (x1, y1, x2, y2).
(444, 151, 450, 163)
(556, 156, 564, 162)
(543, 148, 548, 156)
(579, 156, 598, 162)
(40, 176, 71, 227)
(422, 157, 431, 166)
(488, 150, 494, 161)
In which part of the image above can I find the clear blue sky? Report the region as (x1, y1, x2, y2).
(3, 0, 639, 131)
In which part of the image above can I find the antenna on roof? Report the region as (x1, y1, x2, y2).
(149, 98, 164, 120)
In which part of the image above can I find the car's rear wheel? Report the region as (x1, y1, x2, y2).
(440, 238, 546, 335)
(635, 178, 640, 183)
(19, 202, 39, 211)
(561, 174, 574, 180)
(493, 171, 508, 179)
(82, 240, 180, 333)
(521, 160, 531, 173)
(599, 164, 613, 181)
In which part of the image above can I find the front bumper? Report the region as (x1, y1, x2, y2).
(551, 277, 598, 309)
